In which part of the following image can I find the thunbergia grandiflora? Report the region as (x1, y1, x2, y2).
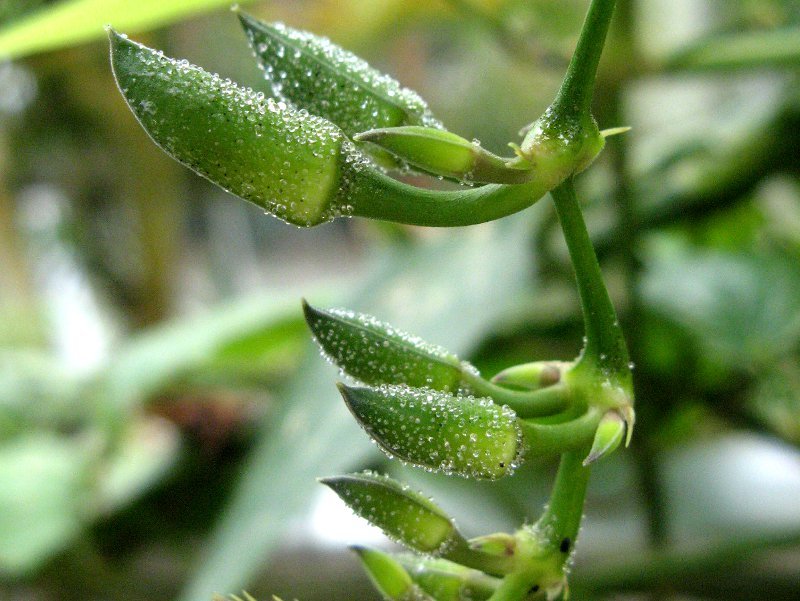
(110, 1, 633, 598)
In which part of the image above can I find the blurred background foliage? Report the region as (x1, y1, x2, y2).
(0, 0, 799, 600)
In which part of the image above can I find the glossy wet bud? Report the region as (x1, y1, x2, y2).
(303, 301, 463, 391)
(583, 410, 626, 466)
(491, 361, 567, 390)
(468, 532, 517, 557)
(352, 547, 434, 601)
(398, 556, 499, 601)
(338, 383, 522, 480)
(108, 29, 360, 227)
(238, 12, 440, 137)
(320, 471, 462, 554)
(110, 30, 559, 229)
(354, 126, 533, 184)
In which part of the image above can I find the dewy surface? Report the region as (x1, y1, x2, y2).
(341, 384, 523, 480)
(109, 30, 376, 226)
(304, 303, 464, 392)
(240, 14, 442, 136)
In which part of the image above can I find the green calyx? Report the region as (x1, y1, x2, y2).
(515, 107, 606, 190)
(338, 383, 522, 480)
(354, 126, 533, 184)
(320, 471, 462, 554)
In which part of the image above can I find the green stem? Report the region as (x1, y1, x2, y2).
(521, 410, 601, 455)
(463, 372, 569, 417)
(550, 179, 629, 375)
(551, 0, 618, 119)
(536, 450, 592, 551)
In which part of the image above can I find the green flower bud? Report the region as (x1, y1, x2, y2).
(352, 547, 433, 601)
(320, 471, 463, 554)
(303, 301, 463, 392)
(491, 361, 568, 390)
(354, 126, 533, 184)
(398, 555, 500, 601)
(582, 409, 626, 466)
(109, 29, 555, 229)
(467, 532, 517, 557)
(238, 12, 441, 136)
(338, 384, 522, 480)
(108, 29, 361, 227)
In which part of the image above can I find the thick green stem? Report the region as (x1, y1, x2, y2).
(551, 0, 618, 118)
(536, 450, 592, 550)
(550, 179, 629, 375)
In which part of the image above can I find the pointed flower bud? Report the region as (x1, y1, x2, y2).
(491, 361, 567, 390)
(320, 471, 463, 554)
(354, 126, 533, 184)
(352, 547, 434, 601)
(108, 29, 361, 227)
(238, 12, 441, 137)
(338, 384, 522, 479)
(467, 532, 517, 557)
(303, 301, 463, 391)
(582, 410, 626, 466)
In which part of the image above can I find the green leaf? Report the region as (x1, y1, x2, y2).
(352, 547, 433, 601)
(178, 213, 538, 600)
(0, 433, 90, 575)
(666, 27, 800, 72)
(109, 30, 357, 227)
(237, 12, 441, 137)
(102, 290, 306, 413)
(747, 361, 800, 445)
(0, 0, 259, 60)
(338, 384, 522, 480)
(321, 471, 462, 554)
(642, 249, 800, 369)
(354, 126, 533, 184)
(303, 301, 463, 392)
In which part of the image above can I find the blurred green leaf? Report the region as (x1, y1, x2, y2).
(0, 433, 90, 575)
(747, 360, 800, 445)
(95, 416, 181, 514)
(102, 291, 311, 412)
(0, 0, 258, 60)
(641, 247, 800, 369)
(0, 351, 82, 438)
(666, 27, 800, 72)
(179, 211, 539, 601)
